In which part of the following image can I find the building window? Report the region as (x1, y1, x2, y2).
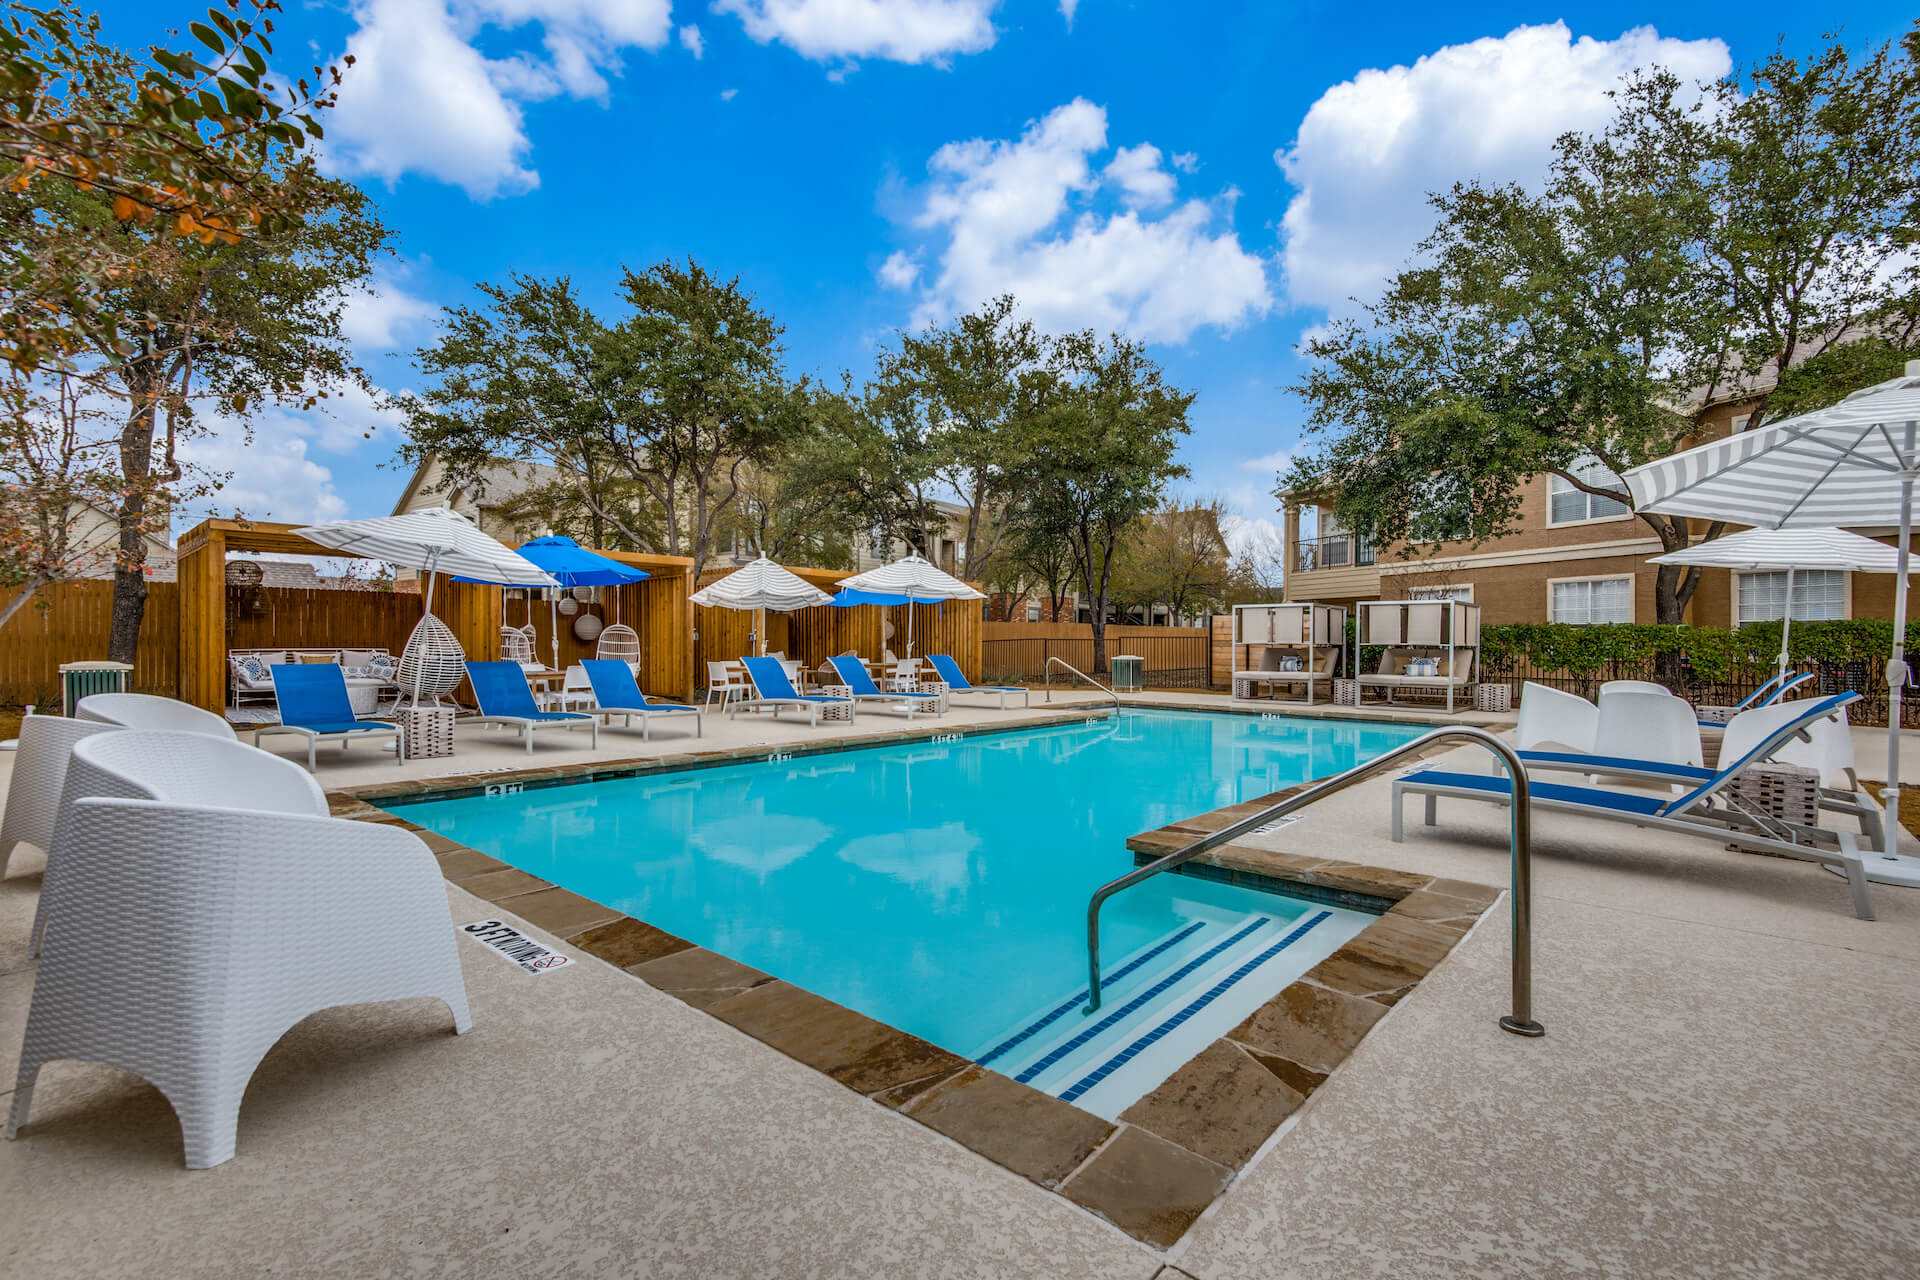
(1548, 456, 1631, 525)
(1026, 601, 1041, 622)
(1737, 570, 1846, 624)
(1408, 585, 1473, 601)
(1550, 577, 1633, 624)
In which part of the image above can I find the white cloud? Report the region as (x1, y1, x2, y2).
(176, 382, 409, 526)
(878, 250, 921, 290)
(1275, 22, 1730, 311)
(896, 100, 1272, 344)
(679, 23, 704, 58)
(326, 0, 674, 199)
(714, 0, 998, 68)
(340, 271, 441, 351)
(1170, 151, 1198, 174)
(720, 87, 740, 101)
(1220, 513, 1284, 560)
(1104, 143, 1175, 209)
(1060, 0, 1079, 28)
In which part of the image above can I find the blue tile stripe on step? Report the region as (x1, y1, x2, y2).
(1058, 910, 1334, 1104)
(1013, 916, 1276, 1085)
(976, 920, 1212, 1066)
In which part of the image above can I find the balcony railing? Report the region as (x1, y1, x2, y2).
(1294, 535, 1374, 574)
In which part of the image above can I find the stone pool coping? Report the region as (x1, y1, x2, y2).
(331, 715, 1500, 1250)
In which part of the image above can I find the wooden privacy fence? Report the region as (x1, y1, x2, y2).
(692, 563, 983, 683)
(508, 554, 694, 702)
(981, 622, 1214, 688)
(0, 580, 180, 705)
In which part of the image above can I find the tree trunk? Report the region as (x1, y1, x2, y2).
(108, 396, 158, 665)
(0, 577, 45, 632)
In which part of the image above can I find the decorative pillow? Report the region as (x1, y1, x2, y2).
(232, 655, 270, 685)
(342, 648, 380, 667)
(368, 653, 396, 674)
(297, 652, 340, 664)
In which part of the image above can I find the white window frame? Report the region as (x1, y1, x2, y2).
(1732, 569, 1850, 626)
(1546, 456, 1633, 528)
(1547, 574, 1635, 625)
(1407, 584, 1474, 601)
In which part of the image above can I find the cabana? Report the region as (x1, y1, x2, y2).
(1231, 603, 1346, 704)
(1355, 599, 1480, 713)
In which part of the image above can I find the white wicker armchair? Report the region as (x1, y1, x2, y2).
(76, 692, 237, 739)
(6, 731, 471, 1169)
(0, 714, 115, 879)
(596, 623, 641, 667)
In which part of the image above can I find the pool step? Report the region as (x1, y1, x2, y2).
(969, 909, 1336, 1120)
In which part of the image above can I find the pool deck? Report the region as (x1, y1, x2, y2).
(3, 691, 1919, 1277)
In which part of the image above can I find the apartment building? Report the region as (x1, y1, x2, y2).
(1281, 396, 1915, 627)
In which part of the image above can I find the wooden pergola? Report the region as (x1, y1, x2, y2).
(175, 520, 700, 715)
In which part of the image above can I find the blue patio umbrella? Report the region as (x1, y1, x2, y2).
(458, 535, 649, 669)
(824, 586, 937, 660)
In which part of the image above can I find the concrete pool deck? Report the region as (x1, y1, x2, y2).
(2, 692, 1918, 1276)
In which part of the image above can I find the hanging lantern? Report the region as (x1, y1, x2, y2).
(573, 613, 604, 643)
(558, 596, 579, 616)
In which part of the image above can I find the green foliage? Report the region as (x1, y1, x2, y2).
(1478, 620, 1920, 684)
(1286, 23, 1920, 624)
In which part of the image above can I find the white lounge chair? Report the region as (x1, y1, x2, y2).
(1593, 690, 1702, 770)
(581, 660, 702, 740)
(5, 730, 470, 1169)
(1393, 693, 1878, 918)
(735, 656, 854, 726)
(828, 655, 942, 719)
(1514, 683, 1599, 755)
(926, 654, 1030, 709)
(463, 661, 599, 752)
(76, 692, 237, 740)
(253, 662, 404, 771)
(1598, 679, 1670, 698)
(0, 713, 115, 879)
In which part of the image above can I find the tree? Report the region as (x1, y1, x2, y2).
(782, 374, 942, 564)
(1111, 498, 1232, 623)
(997, 491, 1078, 621)
(872, 295, 1045, 577)
(1222, 521, 1286, 605)
(1286, 24, 1920, 623)
(1027, 332, 1193, 671)
(0, 0, 349, 371)
(398, 274, 662, 550)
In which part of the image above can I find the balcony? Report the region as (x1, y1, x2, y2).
(1295, 535, 1374, 574)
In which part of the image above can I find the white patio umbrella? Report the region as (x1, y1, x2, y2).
(296, 506, 557, 703)
(689, 555, 833, 657)
(1623, 360, 1920, 884)
(1649, 527, 1908, 682)
(838, 554, 984, 656)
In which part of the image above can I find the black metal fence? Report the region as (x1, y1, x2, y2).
(982, 633, 1212, 689)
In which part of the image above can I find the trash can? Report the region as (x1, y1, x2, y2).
(59, 661, 133, 716)
(1111, 655, 1144, 692)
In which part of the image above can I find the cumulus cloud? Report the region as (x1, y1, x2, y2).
(878, 250, 921, 290)
(679, 23, 704, 58)
(326, 0, 674, 199)
(1275, 22, 1730, 311)
(1104, 143, 1175, 209)
(339, 271, 441, 351)
(714, 0, 998, 69)
(720, 87, 739, 100)
(176, 382, 409, 526)
(1060, 0, 1079, 27)
(893, 100, 1271, 345)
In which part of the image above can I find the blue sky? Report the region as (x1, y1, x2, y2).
(99, 1, 1915, 547)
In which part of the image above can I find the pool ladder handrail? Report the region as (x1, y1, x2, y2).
(1081, 726, 1544, 1038)
(1044, 656, 1121, 707)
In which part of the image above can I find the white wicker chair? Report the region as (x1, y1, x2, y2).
(0, 714, 115, 878)
(76, 692, 237, 740)
(595, 623, 641, 667)
(396, 613, 468, 706)
(500, 626, 536, 665)
(6, 731, 470, 1169)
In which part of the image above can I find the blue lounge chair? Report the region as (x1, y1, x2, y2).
(464, 661, 599, 753)
(1393, 693, 1878, 918)
(1515, 693, 1884, 847)
(925, 653, 1029, 709)
(580, 659, 702, 740)
(827, 655, 942, 720)
(736, 656, 854, 727)
(255, 663, 403, 771)
(1697, 670, 1815, 727)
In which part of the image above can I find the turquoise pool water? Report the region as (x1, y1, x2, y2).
(392, 709, 1427, 1111)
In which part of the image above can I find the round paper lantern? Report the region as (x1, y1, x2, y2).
(573, 612, 604, 643)
(557, 596, 579, 616)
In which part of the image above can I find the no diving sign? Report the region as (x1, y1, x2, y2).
(461, 919, 574, 974)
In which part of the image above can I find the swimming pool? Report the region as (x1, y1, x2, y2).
(392, 708, 1430, 1117)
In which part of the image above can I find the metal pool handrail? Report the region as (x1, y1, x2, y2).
(1081, 726, 1544, 1038)
(1044, 656, 1121, 707)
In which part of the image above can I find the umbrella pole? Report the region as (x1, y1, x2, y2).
(1779, 567, 1794, 686)
(550, 589, 560, 672)
(1885, 476, 1913, 854)
(413, 550, 441, 708)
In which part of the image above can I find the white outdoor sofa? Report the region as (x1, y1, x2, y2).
(6, 729, 471, 1168)
(1357, 646, 1478, 712)
(1233, 645, 1340, 704)
(228, 647, 398, 713)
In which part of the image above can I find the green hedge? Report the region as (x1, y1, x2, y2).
(1477, 620, 1920, 683)
(1338, 618, 1919, 684)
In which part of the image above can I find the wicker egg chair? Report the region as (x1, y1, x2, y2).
(596, 623, 641, 668)
(397, 613, 467, 707)
(500, 626, 535, 665)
